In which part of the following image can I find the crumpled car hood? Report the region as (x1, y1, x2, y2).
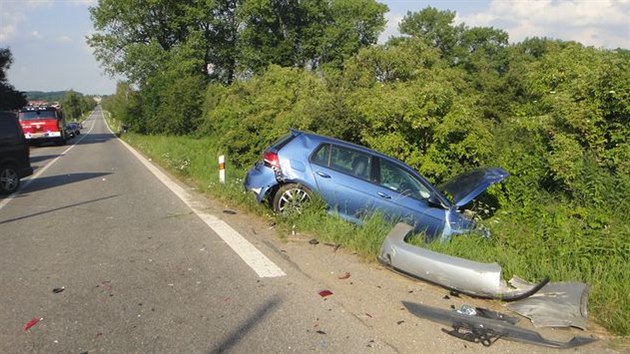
(440, 167, 509, 208)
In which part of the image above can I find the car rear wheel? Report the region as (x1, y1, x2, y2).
(0, 165, 20, 195)
(272, 183, 312, 214)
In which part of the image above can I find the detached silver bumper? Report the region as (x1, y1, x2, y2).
(378, 223, 548, 301)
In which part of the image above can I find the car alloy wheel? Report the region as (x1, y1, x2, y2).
(0, 166, 20, 195)
(273, 183, 311, 214)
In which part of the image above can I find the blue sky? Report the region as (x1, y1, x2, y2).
(1, 0, 628, 95)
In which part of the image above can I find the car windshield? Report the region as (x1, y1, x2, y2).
(19, 111, 57, 120)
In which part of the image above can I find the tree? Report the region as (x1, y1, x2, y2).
(0, 48, 27, 110)
(237, 0, 387, 73)
(399, 7, 464, 59)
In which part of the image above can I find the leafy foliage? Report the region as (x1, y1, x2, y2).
(60, 90, 97, 120)
(0, 48, 27, 110)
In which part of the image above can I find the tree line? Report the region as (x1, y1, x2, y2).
(97, 3, 629, 204)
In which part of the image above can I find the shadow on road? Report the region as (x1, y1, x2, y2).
(0, 194, 120, 225)
(75, 133, 117, 145)
(208, 296, 283, 354)
(29, 154, 61, 163)
(19, 172, 112, 194)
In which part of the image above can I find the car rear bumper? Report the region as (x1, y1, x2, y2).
(25, 131, 62, 140)
(244, 163, 279, 203)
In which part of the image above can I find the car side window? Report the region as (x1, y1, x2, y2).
(312, 144, 372, 181)
(379, 159, 431, 200)
(311, 144, 331, 166)
(0, 113, 18, 141)
(0, 119, 12, 140)
(330, 146, 372, 180)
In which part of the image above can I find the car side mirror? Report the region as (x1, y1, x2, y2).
(427, 194, 446, 209)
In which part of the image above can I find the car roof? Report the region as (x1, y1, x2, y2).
(292, 129, 407, 165)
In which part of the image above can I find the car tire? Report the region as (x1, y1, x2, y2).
(272, 183, 312, 214)
(0, 165, 20, 195)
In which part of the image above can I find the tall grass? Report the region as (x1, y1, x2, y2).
(116, 130, 629, 337)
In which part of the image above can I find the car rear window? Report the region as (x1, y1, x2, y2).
(19, 110, 58, 120)
(269, 133, 296, 151)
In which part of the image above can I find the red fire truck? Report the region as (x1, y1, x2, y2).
(18, 106, 68, 146)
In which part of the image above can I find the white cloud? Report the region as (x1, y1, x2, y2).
(68, 0, 97, 6)
(379, 12, 405, 44)
(24, 0, 54, 9)
(57, 35, 72, 43)
(31, 30, 43, 39)
(0, 5, 23, 42)
(461, 0, 630, 49)
(379, 0, 628, 49)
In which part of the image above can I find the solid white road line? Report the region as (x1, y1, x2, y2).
(103, 110, 286, 278)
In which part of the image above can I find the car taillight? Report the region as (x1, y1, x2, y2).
(263, 151, 280, 169)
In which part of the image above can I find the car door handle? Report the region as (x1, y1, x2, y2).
(377, 192, 391, 199)
(316, 171, 331, 178)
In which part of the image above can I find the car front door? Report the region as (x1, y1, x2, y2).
(370, 158, 447, 238)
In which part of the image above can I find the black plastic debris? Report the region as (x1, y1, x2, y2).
(309, 238, 319, 245)
(222, 209, 237, 214)
(403, 301, 597, 349)
(52, 287, 65, 294)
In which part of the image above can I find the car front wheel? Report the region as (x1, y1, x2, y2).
(272, 183, 312, 214)
(0, 165, 20, 195)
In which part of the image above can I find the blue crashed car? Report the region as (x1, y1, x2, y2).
(244, 130, 508, 242)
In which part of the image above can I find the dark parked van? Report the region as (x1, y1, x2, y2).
(0, 111, 34, 194)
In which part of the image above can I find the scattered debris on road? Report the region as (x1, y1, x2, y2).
(507, 282, 589, 329)
(308, 238, 319, 245)
(52, 287, 65, 293)
(23, 317, 42, 331)
(337, 272, 351, 280)
(318, 290, 333, 298)
(403, 301, 597, 349)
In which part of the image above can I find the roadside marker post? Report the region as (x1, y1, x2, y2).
(219, 155, 225, 183)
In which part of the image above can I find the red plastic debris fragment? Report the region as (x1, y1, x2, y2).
(318, 290, 333, 297)
(23, 317, 41, 331)
(338, 272, 351, 280)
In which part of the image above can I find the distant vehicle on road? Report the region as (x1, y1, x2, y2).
(66, 122, 81, 138)
(18, 106, 68, 146)
(244, 129, 508, 242)
(0, 111, 34, 194)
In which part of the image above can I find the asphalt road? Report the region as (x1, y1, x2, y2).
(0, 108, 612, 354)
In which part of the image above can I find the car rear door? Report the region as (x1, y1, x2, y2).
(310, 143, 378, 223)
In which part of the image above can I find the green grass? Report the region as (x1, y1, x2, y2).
(113, 128, 629, 338)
